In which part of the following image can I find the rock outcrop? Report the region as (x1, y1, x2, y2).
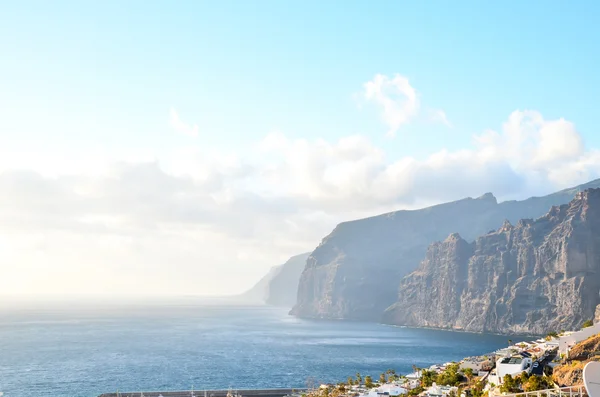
(241, 253, 310, 307)
(291, 179, 600, 321)
(383, 189, 600, 335)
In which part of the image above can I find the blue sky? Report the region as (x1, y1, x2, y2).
(2, 1, 599, 157)
(1, 1, 600, 295)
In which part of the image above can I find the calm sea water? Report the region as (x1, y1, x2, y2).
(0, 299, 521, 397)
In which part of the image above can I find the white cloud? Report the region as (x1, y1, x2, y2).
(361, 74, 452, 134)
(1, 108, 599, 296)
(429, 109, 453, 128)
(362, 74, 420, 137)
(170, 107, 199, 137)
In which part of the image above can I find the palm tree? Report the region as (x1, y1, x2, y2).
(507, 339, 512, 347)
(379, 373, 387, 384)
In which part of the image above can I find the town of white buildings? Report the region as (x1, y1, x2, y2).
(310, 322, 600, 397)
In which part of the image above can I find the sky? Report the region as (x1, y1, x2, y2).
(1, 0, 600, 296)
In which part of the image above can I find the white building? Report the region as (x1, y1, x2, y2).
(361, 384, 407, 397)
(404, 371, 422, 380)
(424, 383, 458, 397)
(460, 357, 492, 372)
(401, 378, 421, 390)
(487, 370, 501, 386)
(496, 356, 533, 380)
(494, 347, 520, 358)
(558, 322, 600, 356)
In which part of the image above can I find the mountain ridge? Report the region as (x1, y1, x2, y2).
(291, 178, 600, 322)
(382, 188, 600, 334)
(241, 252, 310, 307)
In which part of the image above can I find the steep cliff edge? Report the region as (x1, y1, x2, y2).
(266, 253, 311, 307)
(291, 179, 600, 321)
(383, 189, 600, 334)
(241, 253, 310, 307)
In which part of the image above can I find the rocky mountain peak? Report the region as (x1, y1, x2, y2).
(477, 192, 497, 204)
(500, 219, 513, 231)
(445, 232, 464, 242)
(382, 188, 600, 334)
(291, 179, 600, 323)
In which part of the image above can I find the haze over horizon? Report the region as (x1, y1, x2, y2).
(2, 1, 600, 296)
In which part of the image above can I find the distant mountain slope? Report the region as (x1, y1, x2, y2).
(240, 266, 281, 304)
(241, 253, 310, 307)
(266, 252, 311, 307)
(291, 178, 600, 321)
(383, 189, 600, 334)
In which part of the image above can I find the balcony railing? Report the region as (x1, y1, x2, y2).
(490, 385, 586, 397)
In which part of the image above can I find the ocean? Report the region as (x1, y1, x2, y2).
(0, 298, 520, 397)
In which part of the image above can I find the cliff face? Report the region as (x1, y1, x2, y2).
(266, 253, 310, 307)
(291, 179, 600, 321)
(383, 189, 600, 335)
(241, 253, 310, 307)
(240, 266, 281, 304)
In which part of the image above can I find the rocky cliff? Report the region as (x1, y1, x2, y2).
(266, 253, 310, 307)
(291, 179, 600, 321)
(382, 189, 600, 334)
(240, 266, 281, 304)
(242, 253, 310, 307)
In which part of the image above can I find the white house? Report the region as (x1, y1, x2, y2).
(402, 378, 421, 390)
(361, 383, 407, 397)
(494, 347, 520, 358)
(496, 356, 533, 380)
(558, 322, 600, 356)
(404, 371, 422, 380)
(460, 357, 492, 372)
(487, 369, 501, 386)
(425, 383, 458, 397)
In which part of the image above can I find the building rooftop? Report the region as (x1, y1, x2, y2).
(499, 357, 523, 365)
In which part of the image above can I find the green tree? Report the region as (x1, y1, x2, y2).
(583, 319, 594, 328)
(365, 376, 374, 389)
(407, 387, 424, 396)
(380, 373, 387, 384)
(436, 364, 462, 386)
(386, 369, 397, 382)
(500, 374, 520, 394)
(470, 381, 485, 397)
(508, 339, 513, 347)
(421, 369, 438, 387)
(523, 375, 552, 392)
(545, 331, 558, 340)
(463, 368, 474, 383)
(347, 377, 354, 386)
(356, 373, 362, 386)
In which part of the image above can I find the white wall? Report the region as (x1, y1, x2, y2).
(496, 358, 532, 378)
(559, 323, 600, 355)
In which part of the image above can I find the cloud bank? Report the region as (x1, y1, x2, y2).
(1, 76, 598, 296)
